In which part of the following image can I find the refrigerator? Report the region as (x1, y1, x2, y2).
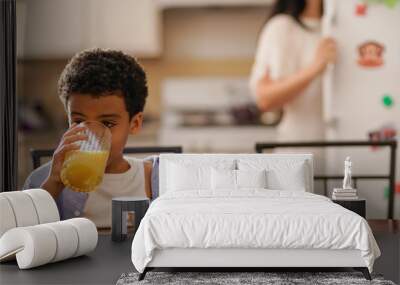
(322, 0, 400, 218)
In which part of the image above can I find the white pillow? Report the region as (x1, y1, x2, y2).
(211, 169, 267, 190)
(167, 162, 212, 191)
(267, 162, 306, 191)
(236, 169, 267, 189)
(166, 158, 236, 193)
(238, 159, 307, 191)
(211, 168, 236, 190)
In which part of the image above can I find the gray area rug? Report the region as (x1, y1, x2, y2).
(116, 272, 396, 285)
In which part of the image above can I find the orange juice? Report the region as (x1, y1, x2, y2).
(61, 150, 109, 192)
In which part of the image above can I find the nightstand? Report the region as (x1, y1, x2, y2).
(332, 198, 366, 218)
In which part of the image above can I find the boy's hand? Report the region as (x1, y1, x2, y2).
(41, 123, 87, 198)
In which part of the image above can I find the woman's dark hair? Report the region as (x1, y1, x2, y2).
(58, 48, 148, 119)
(267, 0, 323, 28)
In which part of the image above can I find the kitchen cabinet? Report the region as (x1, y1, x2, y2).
(156, 0, 273, 8)
(17, 0, 161, 59)
(87, 0, 161, 57)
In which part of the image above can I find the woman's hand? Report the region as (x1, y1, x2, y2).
(41, 123, 87, 198)
(312, 37, 337, 74)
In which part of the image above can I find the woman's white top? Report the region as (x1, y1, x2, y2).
(250, 15, 323, 140)
(83, 157, 146, 227)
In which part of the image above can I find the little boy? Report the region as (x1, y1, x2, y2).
(23, 49, 159, 227)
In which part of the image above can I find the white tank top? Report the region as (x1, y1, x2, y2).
(83, 157, 146, 227)
(250, 15, 323, 141)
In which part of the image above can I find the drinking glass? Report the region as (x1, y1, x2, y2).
(60, 121, 111, 192)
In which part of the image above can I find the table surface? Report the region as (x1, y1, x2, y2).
(1, 220, 399, 285)
(0, 233, 134, 285)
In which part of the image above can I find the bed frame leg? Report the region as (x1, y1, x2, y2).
(354, 267, 371, 280)
(138, 268, 148, 281)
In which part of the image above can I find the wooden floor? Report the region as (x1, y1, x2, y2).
(368, 220, 400, 284)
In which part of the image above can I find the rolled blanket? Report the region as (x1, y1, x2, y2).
(0, 218, 98, 269)
(0, 189, 60, 237)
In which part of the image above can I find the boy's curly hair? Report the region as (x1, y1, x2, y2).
(58, 48, 148, 118)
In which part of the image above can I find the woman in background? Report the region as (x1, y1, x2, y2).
(250, 0, 336, 194)
(250, 0, 336, 141)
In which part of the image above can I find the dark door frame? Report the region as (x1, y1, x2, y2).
(0, 0, 17, 192)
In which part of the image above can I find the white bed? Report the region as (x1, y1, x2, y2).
(131, 154, 380, 280)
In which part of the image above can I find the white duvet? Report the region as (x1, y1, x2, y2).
(131, 190, 380, 273)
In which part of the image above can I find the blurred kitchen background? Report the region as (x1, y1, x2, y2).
(16, 0, 400, 218)
(17, 0, 278, 182)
